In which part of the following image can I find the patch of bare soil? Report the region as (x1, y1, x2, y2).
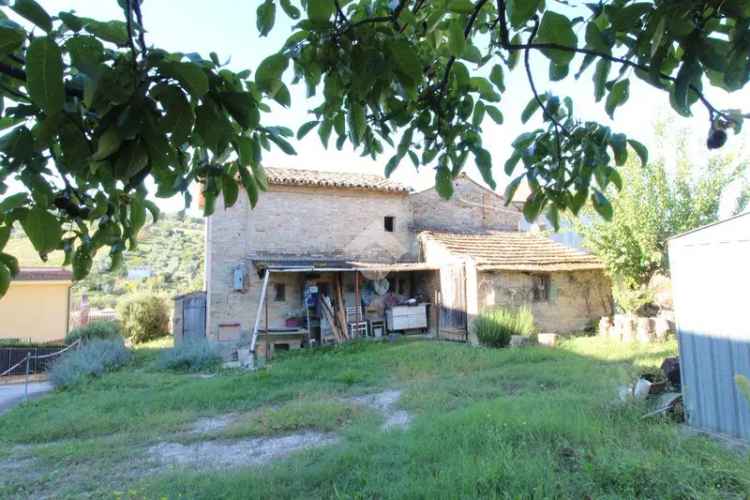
(350, 389, 410, 430)
(148, 431, 340, 470)
(188, 414, 238, 434)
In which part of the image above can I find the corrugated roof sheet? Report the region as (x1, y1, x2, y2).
(14, 267, 73, 282)
(265, 167, 410, 193)
(421, 231, 604, 272)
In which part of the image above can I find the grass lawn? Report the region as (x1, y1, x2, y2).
(1, 336, 748, 499)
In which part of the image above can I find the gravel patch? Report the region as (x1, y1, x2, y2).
(350, 389, 410, 430)
(149, 431, 339, 469)
(188, 414, 238, 434)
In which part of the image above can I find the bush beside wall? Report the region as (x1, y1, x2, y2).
(156, 340, 222, 372)
(65, 320, 122, 345)
(472, 306, 536, 348)
(48, 338, 131, 388)
(117, 293, 170, 344)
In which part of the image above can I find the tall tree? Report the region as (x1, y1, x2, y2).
(577, 123, 747, 289)
(0, 0, 750, 295)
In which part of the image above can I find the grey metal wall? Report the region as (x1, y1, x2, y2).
(668, 213, 750, 440)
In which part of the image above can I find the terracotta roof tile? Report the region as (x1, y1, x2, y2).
(14, 267, 73, 282)
(421, 231, 604, 272)
(265, 167, 410, 193)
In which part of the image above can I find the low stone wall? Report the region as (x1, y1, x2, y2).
(598, 314, 673, 343)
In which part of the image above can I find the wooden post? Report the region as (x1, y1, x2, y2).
(265, 276, 270, 360)
(354, 271, 360, 322)
(24, 353, 30, 401)
(250, 270, 271, 355)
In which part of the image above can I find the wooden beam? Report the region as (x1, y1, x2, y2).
(250, 270, 271, 353)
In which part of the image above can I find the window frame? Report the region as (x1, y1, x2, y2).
(273, 283, 287, 302)
(531, 274, 550, 302)
(384, 216, 395, 232)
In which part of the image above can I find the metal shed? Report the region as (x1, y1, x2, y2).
(668, 212, 750, 440)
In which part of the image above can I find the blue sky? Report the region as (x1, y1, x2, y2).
(32, 1, 750, 214)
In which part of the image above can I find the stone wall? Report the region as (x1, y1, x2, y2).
(205, 185, 414, 339)
(410, 175, 522, 232)
(477, 269, 612, 333)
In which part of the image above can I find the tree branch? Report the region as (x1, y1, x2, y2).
(0, 62, 83, 99)
(438, 0, 489, 95)
(523, 17, 570, 137)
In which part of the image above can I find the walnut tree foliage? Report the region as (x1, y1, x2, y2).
(1, 0, 750, 296)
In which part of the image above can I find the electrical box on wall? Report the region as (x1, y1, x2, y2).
(232, 265, 246, 291)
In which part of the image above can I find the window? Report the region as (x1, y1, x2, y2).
(274, 283, 286, 302)
(532, 274, 550, 302)
(384, 216, 395, 232)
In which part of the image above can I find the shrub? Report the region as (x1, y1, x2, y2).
(65, 320, 121, 345)
(156, 340, 222, 372)
(117, 293, 170, 344)
(48, 338, 131, 389)
(472, 306, 536, 348)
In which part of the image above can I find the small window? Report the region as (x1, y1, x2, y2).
(532, 274, 550, 302)
(384, 216, 395, 232)
(274, 283, 286, 302)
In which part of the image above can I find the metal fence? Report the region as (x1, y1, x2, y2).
(0, 346, 66, 376)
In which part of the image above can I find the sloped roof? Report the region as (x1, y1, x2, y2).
(421, 231, 604, 272)
(265, 167, 410, 193)
(14, 267, 73, 282)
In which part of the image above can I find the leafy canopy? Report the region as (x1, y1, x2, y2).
(577, 122, 747, 290)
(1, 0, 750, 295)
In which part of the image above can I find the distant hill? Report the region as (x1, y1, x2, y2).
(7, 214, 205, 309)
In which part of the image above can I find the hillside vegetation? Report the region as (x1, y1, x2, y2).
(6, 214, 204, 309)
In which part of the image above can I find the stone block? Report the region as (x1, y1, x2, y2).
(537, 333, 558, 347)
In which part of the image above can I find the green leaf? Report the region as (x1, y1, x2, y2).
(26, 37, 65, 115)
(12, 0, 52, 32)
(144, 200, 160, 224)
(504, 151, 521, 176)
(267, 133, 297, 155)
(605, 79, 630, 118)
(447, 0, 474, 14)
(170, 62, 210, 99)
(235, 136, 256, 167)
(609, 133, 628, 165)
(256, 53, 289, 96)
(0, 262, 9, 296)
(0, 252, 18, 277)
(238, 166, 259, 208)
(503, 175, 523, 204)
(153, 85, 194, 146)
(92, 127, 122, 160)
(59, 11, 84, 31)
(130, 195, 147, 235)
(523, 192, 545, 222)
(448, 18, 465, 58)
(593, 59, 611, 102)
(508, 34, 521, 70)
(0, 22, 25, 56)
(307, 0, 334, 25)
(585, 22, 610, 53)
(219, 92, 259, 129)
(388, 39, 421, 88)
(474, 148, 495, 189)
(521, 96, 542, 124)
(114, 141, 149, 179)
(486, 106, 503, 124)
(489, 64, 505, 92)
(318, 120, 332, 149)
(385, 154, 401, 178)
(257, 0, 276, 37)
(435, 166, 454, 200)
(0, 225, 9, 250)
(83, 20, 128, 46)
(297, 120, 319, 140)
(251, 162, 269, 191)
(546, 205, 560, 231)
(536, 11, 578, 65)
(21, 207, 62, 256)
(627, 139, 648, 166)
(348, 101, 366, 145)
(472, 101, 485, 127)
(591, 190, 613, 221)
(672, 56, 701, 116)
(72, 245, 92, 281)
(280, 0, 301, 19)
(507, 0, 542, 27)
(222, 173, 239, 208)
(66, 35, 104, 77)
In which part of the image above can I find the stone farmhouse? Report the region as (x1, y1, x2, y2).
(202, 167, 611, 358)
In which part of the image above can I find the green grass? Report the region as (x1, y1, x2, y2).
(1, 336, 748, 499)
